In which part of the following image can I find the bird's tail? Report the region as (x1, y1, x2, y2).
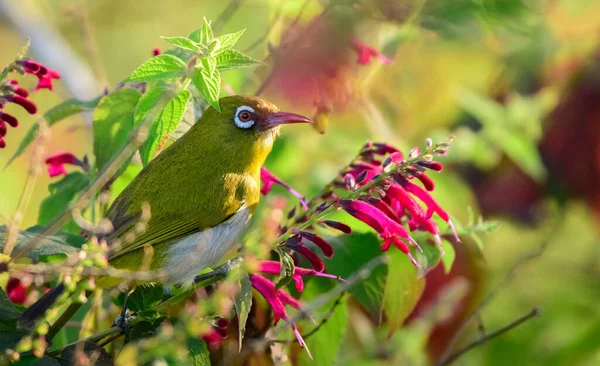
(17, 282, 65, 331)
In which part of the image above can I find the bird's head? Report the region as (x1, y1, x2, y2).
(193, 95, 312, 171)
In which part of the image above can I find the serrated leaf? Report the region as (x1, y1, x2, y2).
(214, 29, 246, 54)
(7, 97, 101, 166)
(0, 225, 80, 260)
(274, 248, 295, 290)
(188, 29, 202, 43)
(215, 50, 261, 71)
(93, 88, 142, 172)
(201, 56, 217, 76)
(323, 233, 387, 323)
(38, 172, 91, 230)
(0, 287, 23, 322)
(191, 68, 221, 112)
(161, 36, 202, 53)
(233, 272, 252, 352)
(384, 250, 425, 335)
(188, 338, 210, 365)
(125, 54, 187, 82)
(200, 18, 213, 45)
(140, 90, 191, 165)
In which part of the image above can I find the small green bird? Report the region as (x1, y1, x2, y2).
(19, 95, 312, 328)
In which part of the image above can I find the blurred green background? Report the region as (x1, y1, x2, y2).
(1, 0, 600, 365)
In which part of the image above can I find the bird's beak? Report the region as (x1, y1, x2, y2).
(265, 111, 313, 129)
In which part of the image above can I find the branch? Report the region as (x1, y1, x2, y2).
(438, 308, 541, 366)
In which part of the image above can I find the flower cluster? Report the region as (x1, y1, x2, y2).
(0, 58, 60, 149)
(254, 139, 456, 353)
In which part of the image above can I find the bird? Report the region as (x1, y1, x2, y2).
(18, 94, 312, 332)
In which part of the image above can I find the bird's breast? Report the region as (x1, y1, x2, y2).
(162, 206, 251, 286)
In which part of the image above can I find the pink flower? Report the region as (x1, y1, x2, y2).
(340, 199, 420, 266)
(44, 152, 86, 177)
(1, 95, 37, 114)
(260, 167, 309, 210)
(394, 175, 460, 242)
(6, 278, 27, 304)
(250, 274, 314, 358)
(351, 39, 392, 65)
(202, 318, 229, 348)
(17, 60, 61, 91)
(257, 261, 345, 293)
(152, 47, 161, 56)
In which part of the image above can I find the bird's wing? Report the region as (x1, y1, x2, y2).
(105, 214, 200, 261)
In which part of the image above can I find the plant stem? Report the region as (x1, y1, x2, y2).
(48, 326, 122, 357)
(438, 308, 541, 366)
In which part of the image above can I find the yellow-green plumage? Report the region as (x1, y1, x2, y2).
(97, 95, 309, 287)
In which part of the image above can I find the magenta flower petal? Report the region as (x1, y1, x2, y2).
(415, 173, 435, 191)
(45, 152, 84, 178)
(260, 167, 309, 210)
(396, 176, 449, 221)
(249, 274, 288, 325)
(293, 245, 325, 272)
(351, 39, 392, 65)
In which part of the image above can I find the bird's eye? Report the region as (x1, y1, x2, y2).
(234, 106, 255, 129)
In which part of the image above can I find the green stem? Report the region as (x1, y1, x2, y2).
(47, 326, 122, 357)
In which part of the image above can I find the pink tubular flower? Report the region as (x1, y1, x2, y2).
(351, 39, 392, 65)
(340, 199, 420, 267)
(2, 95, 37, 114)
(44, 152, 86, 177)
(257, 261, 345, 293)
(18, 60, 61, 91)
(202, 318, 229, 348)
(260, 167, 309, 210)
(249, 274, 314, 359)
(394, 175, 460, 242)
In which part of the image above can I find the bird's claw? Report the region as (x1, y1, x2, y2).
(113, 308, 132, 336)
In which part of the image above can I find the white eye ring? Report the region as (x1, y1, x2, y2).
(234, 105, 255, 129)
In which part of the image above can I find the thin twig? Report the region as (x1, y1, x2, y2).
(438, 308, 541, 366)
(213, 0, 245, 33)
(439, 211, 565, 360)
(3, 117, 48, 256)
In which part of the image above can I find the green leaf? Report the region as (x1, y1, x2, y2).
(60, 341, 113, 365)
(125, 54, 187, 82)
(38, 172, 91, 227)
(139, 90, 191, 165)
(200, 18, 214, 45)
(188, 29, 202, 43)
(213, 29, 246, 53)
(0, 287, 22, 322)
(414, 241, 443, 277)
(383, 249, 425, 335)
(188, 338, 211, 366)
(323, 233, 387, 323)
(215, 50, 261, 71)
(274, 248, 295, 290)
(0, 225, 80, 259)
(93, 88, 142, 172)
(233, 272, 252, 352)
(441, 241, 456, 274)
(191, 68, 221, 112)
(24, 225, 87, 248)
(127, 284, 164, 312)
(201, 56, 217, 76)
(161, 36, 202, 53)
(7, 97, 101, 166)
(298, 278, 348, 366)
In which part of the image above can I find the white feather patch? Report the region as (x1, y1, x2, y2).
(164, 207, 251, 285)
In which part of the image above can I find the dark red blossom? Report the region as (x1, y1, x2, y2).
(351, 39, 392, 65)
(288, 243, 325, 272)
(293, 229, 334, 258)
(322, 220, 352, 234)
(152, 47, 161, 56)
(250, 274, 314, 358)
(6, 278, 27, 304)
(260, 167, 309, 210)
(202, 318, 229, 348)
(2, 95, 37, 114)
(1, 112, 18, 128)
(44, 152, 86, 177)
